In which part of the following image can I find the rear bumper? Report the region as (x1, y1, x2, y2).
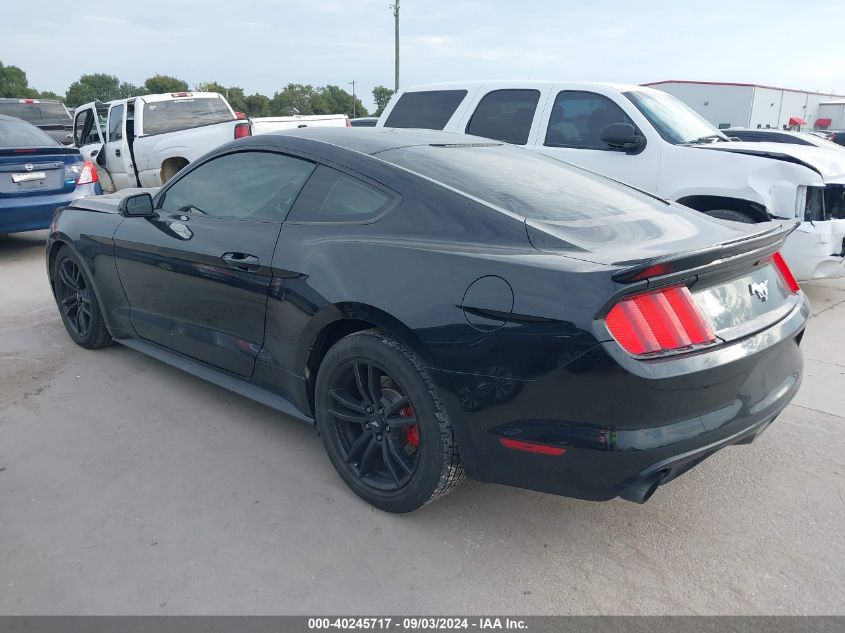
(430, 293, 809, 503)
(782, 219, 845, 280)
(0, 184, 101, 233)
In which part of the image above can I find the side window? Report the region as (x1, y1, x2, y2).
(544, 91, 637, 149)
(159, 151, 316, 222)
(465, 89, 540, 145)
(384, 90, 468, 130)
(108, 104, 124, 142)
(287, 166, 393, 222)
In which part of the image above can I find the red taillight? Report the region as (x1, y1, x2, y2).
(772, 252, 800, 293)
(606, 285, 717, 357)
(234, 122, 251, 139)
(171, 92, 192, 98)
(499, 437, 567, 456)
(76, 160, 99, 185)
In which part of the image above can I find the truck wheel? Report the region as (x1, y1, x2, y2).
(705, 209, 754, 223)
(315, 330, 464, 513)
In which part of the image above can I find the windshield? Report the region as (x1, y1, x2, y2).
(0, 101, 70, 123)
(142, 97, 233, 135)
(0, 118, 60, 147)
(624, 90, 728, 145)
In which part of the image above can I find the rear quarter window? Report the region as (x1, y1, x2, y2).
(383, 90, 468, 130)
(142, 97, 233, 135)
(286, 166, 394, 222)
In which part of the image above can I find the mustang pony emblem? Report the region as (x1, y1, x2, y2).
(748, 279, 769, 302)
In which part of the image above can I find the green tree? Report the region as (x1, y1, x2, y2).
(118, 81, 145, 98)
(36, 90, 63, 101)
(0, 61, 37, 98)
(65, 73, 122, 107)
(316, 84, 368, 118)
(143, 74, 189, 94)
(244, 93, 271, 118)
(271, 83, 318, 116)
(194, 82, 247, 113)
(372, 85, 394, 116)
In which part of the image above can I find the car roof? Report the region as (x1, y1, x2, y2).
(395, 80, 652, 93)
(253, 127, 502, 156)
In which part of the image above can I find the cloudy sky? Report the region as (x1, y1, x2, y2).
(4, 0, 845, 110)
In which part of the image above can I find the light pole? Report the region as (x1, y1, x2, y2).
(390, 1, 400, 91)
(349, 80, 357, 118)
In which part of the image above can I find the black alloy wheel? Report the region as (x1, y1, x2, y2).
(315, 330, 464, 512)
(56, 258, 93, 338)
(326, 359, 421, 491)
(52, 246, 112, 349)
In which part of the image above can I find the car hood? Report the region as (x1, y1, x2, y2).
(694, 141, 845, 184)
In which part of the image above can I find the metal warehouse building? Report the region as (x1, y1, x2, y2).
(643, 80, 845, 131)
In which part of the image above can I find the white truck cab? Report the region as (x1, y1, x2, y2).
(377, 81, 845, 280)
(72, 92, 250, 190)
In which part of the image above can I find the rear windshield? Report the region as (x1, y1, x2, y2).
(383, 90, 467, 130)
(0, 118, 60, 147)
(142, 97, 233, 135)
(376, 143, 662, 221)
(0, 101, 69, 123)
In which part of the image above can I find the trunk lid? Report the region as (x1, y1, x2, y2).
(0, 148, 82, 197)
(530, 216, 803, 345)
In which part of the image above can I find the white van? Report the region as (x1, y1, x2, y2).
(377, 81, 845, 281)
(73, 92, 251, 191)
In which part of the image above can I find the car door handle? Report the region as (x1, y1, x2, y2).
(115, 148, 121, 156)
(221, 252, 260, 272)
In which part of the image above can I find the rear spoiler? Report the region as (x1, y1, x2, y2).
(612, 221, 800, 283)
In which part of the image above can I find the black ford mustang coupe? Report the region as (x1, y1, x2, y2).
(47, 128, 808, 512)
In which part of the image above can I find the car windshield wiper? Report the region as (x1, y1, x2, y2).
(682, 134, 728, 145)
(178, 204, 207, 215)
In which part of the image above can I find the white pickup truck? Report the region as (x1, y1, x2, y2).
(72, 92, 251, 191)
(377, 81, 845, 280)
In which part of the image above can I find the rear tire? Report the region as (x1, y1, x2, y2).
(705, 208, 755, 223)
(52, 246, 112, 349)
(315, 330, 464, 513)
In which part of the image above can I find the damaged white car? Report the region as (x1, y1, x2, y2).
(71, 91, 251, 192)
(377, 81, 845, 280)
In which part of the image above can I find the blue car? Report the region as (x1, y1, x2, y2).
(0, 113, 101, 234)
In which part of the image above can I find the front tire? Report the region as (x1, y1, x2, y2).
(52, 246, 112, 349)
(315, 330, 464, 513)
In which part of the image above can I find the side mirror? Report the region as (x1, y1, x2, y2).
(600, 123, 645, 153)
(118, 192, 155, 217)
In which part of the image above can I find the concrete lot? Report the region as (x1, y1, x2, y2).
(1, 230, 843, 615)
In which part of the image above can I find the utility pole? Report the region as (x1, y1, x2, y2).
(349, 80, 357, 118)
(390, 1, 400, 91)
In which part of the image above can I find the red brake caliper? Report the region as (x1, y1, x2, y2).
(400, 405, 419, 447)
